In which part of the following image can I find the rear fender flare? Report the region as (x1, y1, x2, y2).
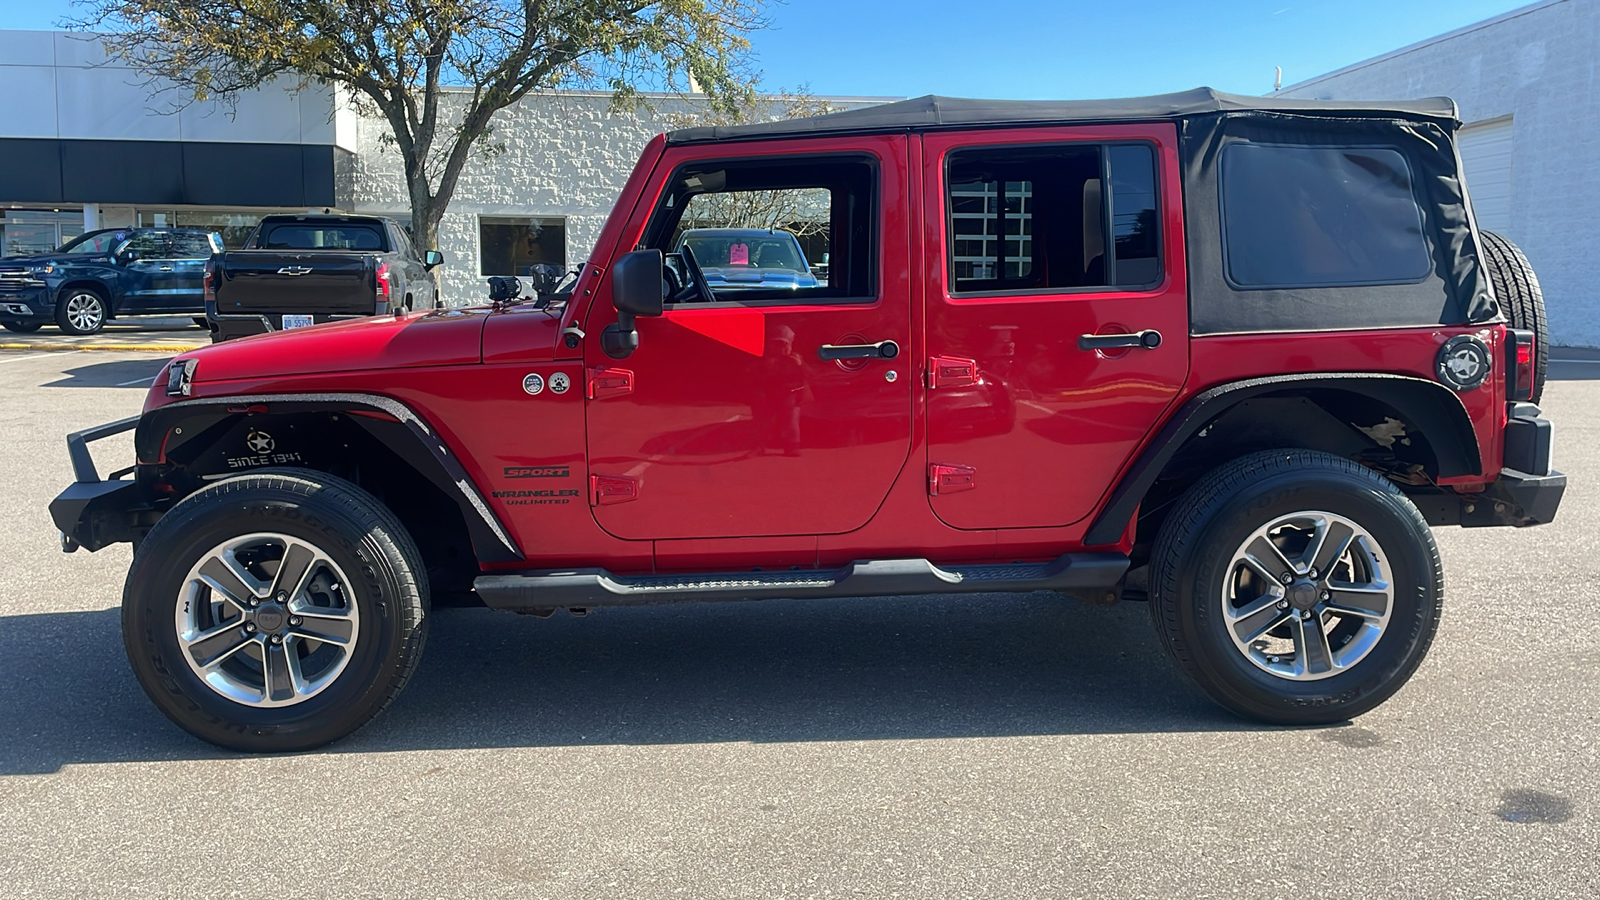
(1084, 373, 1483, 546)
(135, 392, 522, 563)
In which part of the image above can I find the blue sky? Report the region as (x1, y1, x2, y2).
(3, 0, 1535, 99)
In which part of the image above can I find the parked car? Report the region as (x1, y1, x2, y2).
(52, 89, 1561, 752)
(674, 228, 821, 291)
(0, 228, 221, 335)
(205, 214, 442, 342)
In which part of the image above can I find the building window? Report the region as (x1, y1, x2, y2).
(480, 217, 566, 276)
(1, 209, 84, 257)
(138, 210, 276, 249)
(945, 142, 1160, 294)
(1219, 144, 1432, 289)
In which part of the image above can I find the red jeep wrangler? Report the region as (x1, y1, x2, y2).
(52, 89, 1563, 751)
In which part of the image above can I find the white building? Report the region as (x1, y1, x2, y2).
(1276, 0, 1600, 346)
(0, 29, 884, 303)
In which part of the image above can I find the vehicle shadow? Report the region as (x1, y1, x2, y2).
(0, 594, 1252, 775)
(44, 358, 169, 389)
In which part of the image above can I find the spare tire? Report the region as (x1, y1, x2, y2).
(1479, 231, 1547, 403)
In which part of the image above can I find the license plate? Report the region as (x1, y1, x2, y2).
(282, 314, 315, 329)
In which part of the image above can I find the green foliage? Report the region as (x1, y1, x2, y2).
(69, 0, 767, 248)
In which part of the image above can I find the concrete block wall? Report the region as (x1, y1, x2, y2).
(348, 92, 700, 305)
(1277, 0, 1600, 346)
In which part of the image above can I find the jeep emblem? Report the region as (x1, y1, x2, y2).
(1435, 335, 1490, 392)
(245, 430, 275, 453)
(521, 373, 545, 395)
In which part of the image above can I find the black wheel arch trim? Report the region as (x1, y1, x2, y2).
(135, 392, 523, 563)
(1084, 373, 1484, 546)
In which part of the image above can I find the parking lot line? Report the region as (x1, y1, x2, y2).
(0, 351, 78, 364)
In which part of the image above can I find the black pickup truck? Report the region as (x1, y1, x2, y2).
(205, 214, 443, 342)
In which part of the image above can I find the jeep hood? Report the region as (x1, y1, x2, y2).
(183, 307, 490, 384)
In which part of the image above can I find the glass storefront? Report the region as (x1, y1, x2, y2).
(137, 209, 279, 249)
(0, 209, 85, 258)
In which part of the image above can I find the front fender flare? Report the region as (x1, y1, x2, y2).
(136, 392, 523, 563)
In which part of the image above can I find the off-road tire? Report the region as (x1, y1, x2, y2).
(55, 287, 108, 335)
(122, 469, 429, 752)
(1149, 449, 1443, 725)
(1480, 230, 1547, 403)
(2, 321, 42, 333)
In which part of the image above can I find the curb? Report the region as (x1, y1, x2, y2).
(0, 342, 202, 353)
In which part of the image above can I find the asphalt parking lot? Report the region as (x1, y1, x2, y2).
(0, 345, 1595, 898)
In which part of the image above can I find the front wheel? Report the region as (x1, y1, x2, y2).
(1149, 449, 1442, 725)
(122, 470, 428, 751)
(55, 289, 108, 335)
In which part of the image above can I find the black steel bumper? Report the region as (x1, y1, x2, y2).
(48, 416, 153, 552)
(1414, 406, 1564, 529)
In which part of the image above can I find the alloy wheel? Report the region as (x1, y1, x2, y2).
(63, 292, 104, 332)
(1220, 510, 1394, 681)
(174, 532, 361, 707)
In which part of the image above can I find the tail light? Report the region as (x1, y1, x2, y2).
(375, 262, 392, 308)
(1506, 328, 1536, 402)
(202, 263, 216, 303)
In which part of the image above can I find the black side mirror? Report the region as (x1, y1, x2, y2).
(603, 249, 665, 359)
(120, 249, 141, 263)
(424, 250, 444, 269)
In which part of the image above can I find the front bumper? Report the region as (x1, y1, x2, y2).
(49, 416, 158, 551)
(0, 285, 51, 323)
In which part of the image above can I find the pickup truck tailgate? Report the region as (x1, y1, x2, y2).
(214, 253, 376, 316)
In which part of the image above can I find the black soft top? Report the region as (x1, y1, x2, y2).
(666, 87, 1460, 144)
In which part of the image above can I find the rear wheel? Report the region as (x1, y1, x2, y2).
(1150, 449, 1442, 724)
(2, 321, 42, 333)
(122, 470, 428, 751)
(1480, 230, 1547, 403)
(55, 288, 108, 335)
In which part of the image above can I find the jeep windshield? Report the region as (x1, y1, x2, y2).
(677, 229, 818, 290)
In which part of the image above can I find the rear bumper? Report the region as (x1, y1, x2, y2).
(48, 416, 157, 551)
(207, 299, 375, 342)
(1414, 405, 1564, 529)
(0, 285, 51, 323)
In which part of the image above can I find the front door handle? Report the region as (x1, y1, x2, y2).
(157, 265, 174, 272)
(819, 340, 900, 361)
(1078, 329, 1162, 351)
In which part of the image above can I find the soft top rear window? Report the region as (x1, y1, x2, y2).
(258, 223, 388, 252)
(1220, 144, 1432, 290)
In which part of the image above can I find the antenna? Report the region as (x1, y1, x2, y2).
(1274, 66, 1283, 92)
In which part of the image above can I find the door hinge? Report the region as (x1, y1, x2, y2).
(928, 464, 977, 495)
(591, 474, 639, 506)
(927, 356, 978, 389)
(587, 367, 635, 399)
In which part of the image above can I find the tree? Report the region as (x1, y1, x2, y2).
(69, 0, 767, 251)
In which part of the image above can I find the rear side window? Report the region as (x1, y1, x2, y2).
(170, 234, 216, 259)
(946, 142, 1160, 294)
(259, 223, 387, 251)
(1220, 144, 1432, 289)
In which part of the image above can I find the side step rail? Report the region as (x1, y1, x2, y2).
(473, 553, 1130, 610)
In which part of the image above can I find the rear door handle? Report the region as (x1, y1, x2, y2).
(819, 340, 900, 361)
(1078, 329, 1162, 351)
